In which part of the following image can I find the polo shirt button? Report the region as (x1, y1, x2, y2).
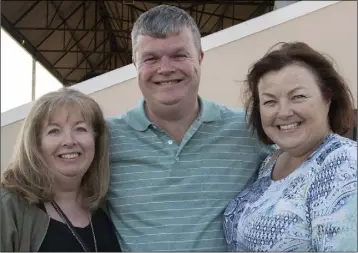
(168, 140, 173, 145)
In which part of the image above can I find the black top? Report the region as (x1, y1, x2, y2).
(37, 203, 121, 252)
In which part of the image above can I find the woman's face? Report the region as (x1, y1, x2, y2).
(258, 63, 331, 157)
(40, 106, 95, 182)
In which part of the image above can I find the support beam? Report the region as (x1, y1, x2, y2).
(104, 1, 131, 61)
(200, 4, 222, 30)
(63, 37, 109, 79)
(39, 49, 126, 53)
(16, 27, 130, 32)
(1, 15, 64, 83)
(36, 2, 84, 47)
(51, 17, 104, 68)
(50, 1, 95, 70)
(248, 4, 264, 19)
(14, 1, 41, 25)
(98, 0, 127, 65)
(214, 4, 229, 32)
(48, 1, 64, 27)
(56, 67, 112, 70)
(32, 57, 36, 100)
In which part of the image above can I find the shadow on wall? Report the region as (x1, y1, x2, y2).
(343, 109, 357, 141)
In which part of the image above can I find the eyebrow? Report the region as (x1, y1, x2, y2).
(260, 86, 306, 97)
(47, 120, 86, 127)
(288, 86, 305, 95)
(141, 52, 156, 58)
(141, 47, 187, 57)
(172, 48, 187, 54)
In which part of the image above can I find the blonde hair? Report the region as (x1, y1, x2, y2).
(1, 88, 109, 210)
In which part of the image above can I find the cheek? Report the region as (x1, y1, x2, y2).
(138, 66, 155, 80)
(299, 101, 326, 119)
(313, 103, 330, 123)
(40, 139, 57, 158)
(259, 107, 275, 126)
(187, 62, 200, 75)
(84, 138, 96, 156)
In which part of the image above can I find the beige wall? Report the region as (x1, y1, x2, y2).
(1, 1, 356, 170)
(199, 1, 357, 108)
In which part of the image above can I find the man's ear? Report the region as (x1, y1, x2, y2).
(132, 56, 137, 68)
(199, 51, 204, 64)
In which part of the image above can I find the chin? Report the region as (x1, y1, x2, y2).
(275, 139, 304, 152)
(157, 96, 183, 106)
(268, 134, 299, 148)
(59, 167, 87, 177)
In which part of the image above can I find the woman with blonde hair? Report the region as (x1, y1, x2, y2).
(1, 88, 121, 252)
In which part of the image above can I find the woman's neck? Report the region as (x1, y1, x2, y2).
(46, 185, 90, 227)
(52, 181, 84, 208)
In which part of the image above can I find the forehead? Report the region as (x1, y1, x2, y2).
(44, 103, 90, 125)
(258, 63, 319, 92)
(136, 28, 196, 55)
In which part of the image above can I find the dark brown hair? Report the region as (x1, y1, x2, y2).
(244, 41, 355, 144)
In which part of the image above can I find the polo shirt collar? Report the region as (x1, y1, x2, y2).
(127, 97, 222, 132)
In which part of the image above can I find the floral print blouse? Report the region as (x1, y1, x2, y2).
(223, 134, 357, 251)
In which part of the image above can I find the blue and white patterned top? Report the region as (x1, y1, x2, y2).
(223, 134, 357, 252)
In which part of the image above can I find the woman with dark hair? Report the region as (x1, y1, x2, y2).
(223, 42, 357, 252)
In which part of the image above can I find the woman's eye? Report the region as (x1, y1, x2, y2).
(293, 95, 306, 100)
(48, 129, 59, 135)
(76, 127, 87, 132)
(263, 100, 275, 106)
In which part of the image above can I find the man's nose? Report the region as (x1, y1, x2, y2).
(157, 57, 175, 75)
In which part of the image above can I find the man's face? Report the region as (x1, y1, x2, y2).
(133, 28, 203, 109)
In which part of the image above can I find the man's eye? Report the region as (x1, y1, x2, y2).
(144, 58, 156, 63)
(174, 54, 186, 60)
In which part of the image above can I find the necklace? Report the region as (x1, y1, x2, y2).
(51, 201, 98, 252)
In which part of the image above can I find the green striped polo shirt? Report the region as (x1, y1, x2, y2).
(106, 98, 266, 251)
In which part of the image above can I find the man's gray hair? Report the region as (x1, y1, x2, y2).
(131, 5, 202, 55)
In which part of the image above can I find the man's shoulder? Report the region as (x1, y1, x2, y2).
(105, 112, 130, 129)
(207, 101, 246, 121)
(105, 113, 127, 123)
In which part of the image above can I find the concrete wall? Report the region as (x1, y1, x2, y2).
(1, 1, 356, 170)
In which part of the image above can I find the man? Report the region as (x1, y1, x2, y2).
(106, 4, 266, 251)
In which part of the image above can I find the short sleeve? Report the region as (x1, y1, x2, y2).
(308, 146, 357, 252)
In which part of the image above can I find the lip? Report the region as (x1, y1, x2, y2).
(153, 79, 182, 85)
(276, 122, 302, 131)
(57, 152, 82, 159)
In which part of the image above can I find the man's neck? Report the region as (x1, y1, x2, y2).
(145, 99, 200, 143)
